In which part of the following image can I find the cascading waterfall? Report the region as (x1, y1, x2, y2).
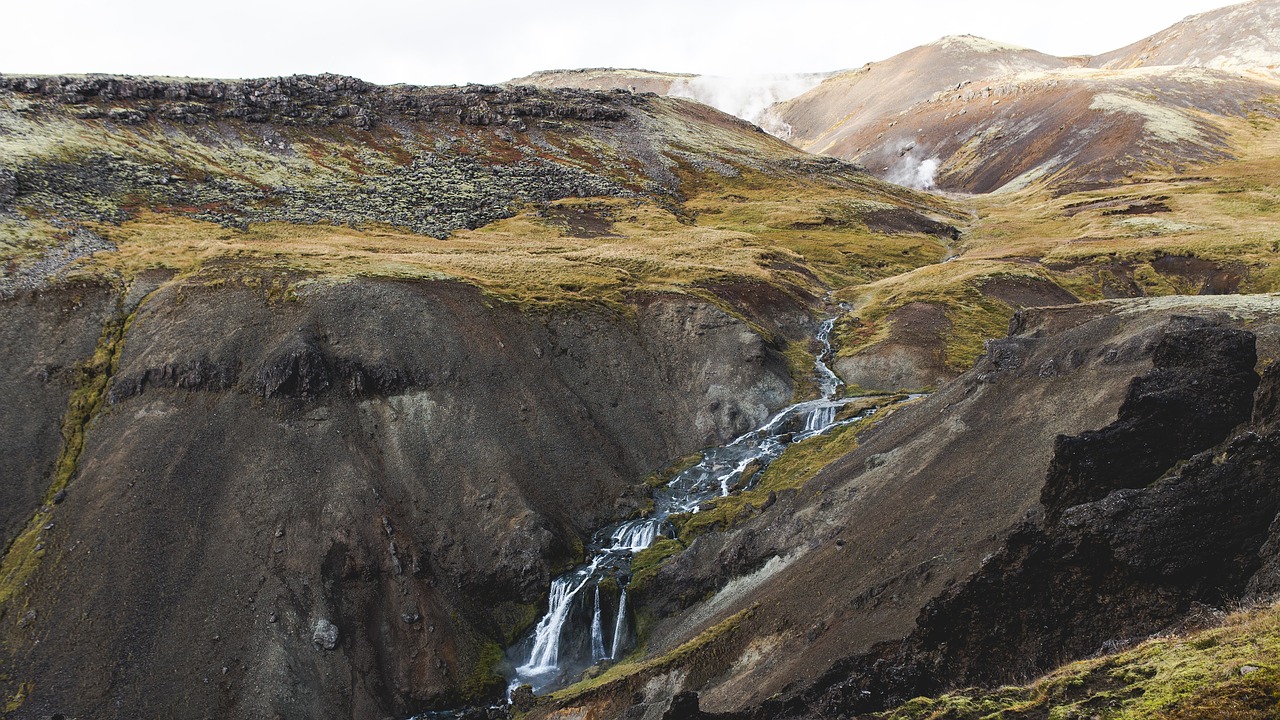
(518, 572, 594, 676)
(610, 588, 627, 661)
(505, 315, 903, 695)
(590, 585, 607, 663)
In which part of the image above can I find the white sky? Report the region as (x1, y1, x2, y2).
(0, 0, 1243, 86)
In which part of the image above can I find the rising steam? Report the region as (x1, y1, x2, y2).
(887, 145, 942, 190)
(668, 73, 829, 138)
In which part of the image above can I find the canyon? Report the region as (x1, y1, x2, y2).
(4, 2, 1280, 719)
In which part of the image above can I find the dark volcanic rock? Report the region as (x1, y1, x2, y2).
(769, 322, 1279, 719)
(0, 282, 117, 549)
(0, 73, 635, 131)
(255, 334, 335, 399)
(0, 277, 793, 720)
(1041, 321, 1259, 521)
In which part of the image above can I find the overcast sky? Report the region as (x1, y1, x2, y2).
(0, 0, 1242, 86)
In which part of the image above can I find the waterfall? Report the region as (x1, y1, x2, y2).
(610, 588, 628, 660)
(804, 404, 837, 434)
(612, 520, 659, 551)
(506, 311, 910, 696)
(516, 573, 591, 676)
(590, 585, 606, 663)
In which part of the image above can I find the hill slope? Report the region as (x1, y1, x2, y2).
(0, 73, 963, 719)
(1092, 0, 1280, 70)
(771, 0, 1280, 193)
(507, 68, 830, 133)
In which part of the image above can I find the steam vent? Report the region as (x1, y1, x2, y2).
(6, 1, 1280, 718)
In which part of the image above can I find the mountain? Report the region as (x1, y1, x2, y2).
(8, 5, 1280, 719)
(508, 68, 830, 132)
(1091, 0, 1280, 70)
(764, 35, 1070, 152)
(769, 1, 1280, 192)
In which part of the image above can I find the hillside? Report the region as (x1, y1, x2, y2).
(769, 1, 1280, 193)
(765, 36, 1070, 157)
(7, 6, 1280, 719)
(0, 73, 963, 719)
(1092, 0, 1280, 70)
(527, 294, 1280, 720)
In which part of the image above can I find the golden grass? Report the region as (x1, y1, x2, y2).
(684, 185, 950, 288)
(56, 168, 966, 312)
(882, 602, 1280, 720)
(831, 111, 1280, 375)
(77, 201, 789, 306)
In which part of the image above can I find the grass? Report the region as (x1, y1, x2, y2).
(834, 261, 1045, 372)
(0, 299, 127, 616)
(828, 111, 1280, 376)
(543, 606, 755, 704)
(670, 396, 909, 542)
(881, 602, 1280, 720)
(59, 180, 961, 314)
(628, 538, 686, 593)
(682, 181, 952, 289)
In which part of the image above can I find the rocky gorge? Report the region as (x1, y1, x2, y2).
(7, 4, 1280, 718)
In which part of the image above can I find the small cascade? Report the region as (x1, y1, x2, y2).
(590, 585, 607, 663)
(506, 312, 909, 695)
(611, 520, 659, 551)
(516, 573, 592, 677)
(610, 588, 628, 660)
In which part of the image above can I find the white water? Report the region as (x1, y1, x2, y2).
(590, 585, 607, 663)
(610, 588, 627, 661)
(518, 571, 595, 676)
(506, 316, 901, 694)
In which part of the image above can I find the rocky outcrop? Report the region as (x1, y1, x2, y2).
(782, 317, 1279, 717)
(0, 277, 793, 720)
(1041, 321, 1260, 520)
(0, 74, 636, 131)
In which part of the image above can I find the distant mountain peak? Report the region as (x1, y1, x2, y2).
(928, 35, 1031, 54)
(1092, 0, 1280, 70)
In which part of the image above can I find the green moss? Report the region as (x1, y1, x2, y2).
(781, 338, 821, 402)
(628, 538, 685, 592)
(47, 312, 127, 502)
(4, 681, 32, 714)
(461, 641, 506, 702)
(0, 301, 128, 616)
(547, 606, 755, 703)
(878, 603, 1280, 720)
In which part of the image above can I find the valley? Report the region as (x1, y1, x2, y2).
(3, 2, 1280, 719)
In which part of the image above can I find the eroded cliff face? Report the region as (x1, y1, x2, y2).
(0, 276, 793, 719)
(0, 282, 118, 550)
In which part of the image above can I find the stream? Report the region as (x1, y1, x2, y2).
(503, 316, 890, 695)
